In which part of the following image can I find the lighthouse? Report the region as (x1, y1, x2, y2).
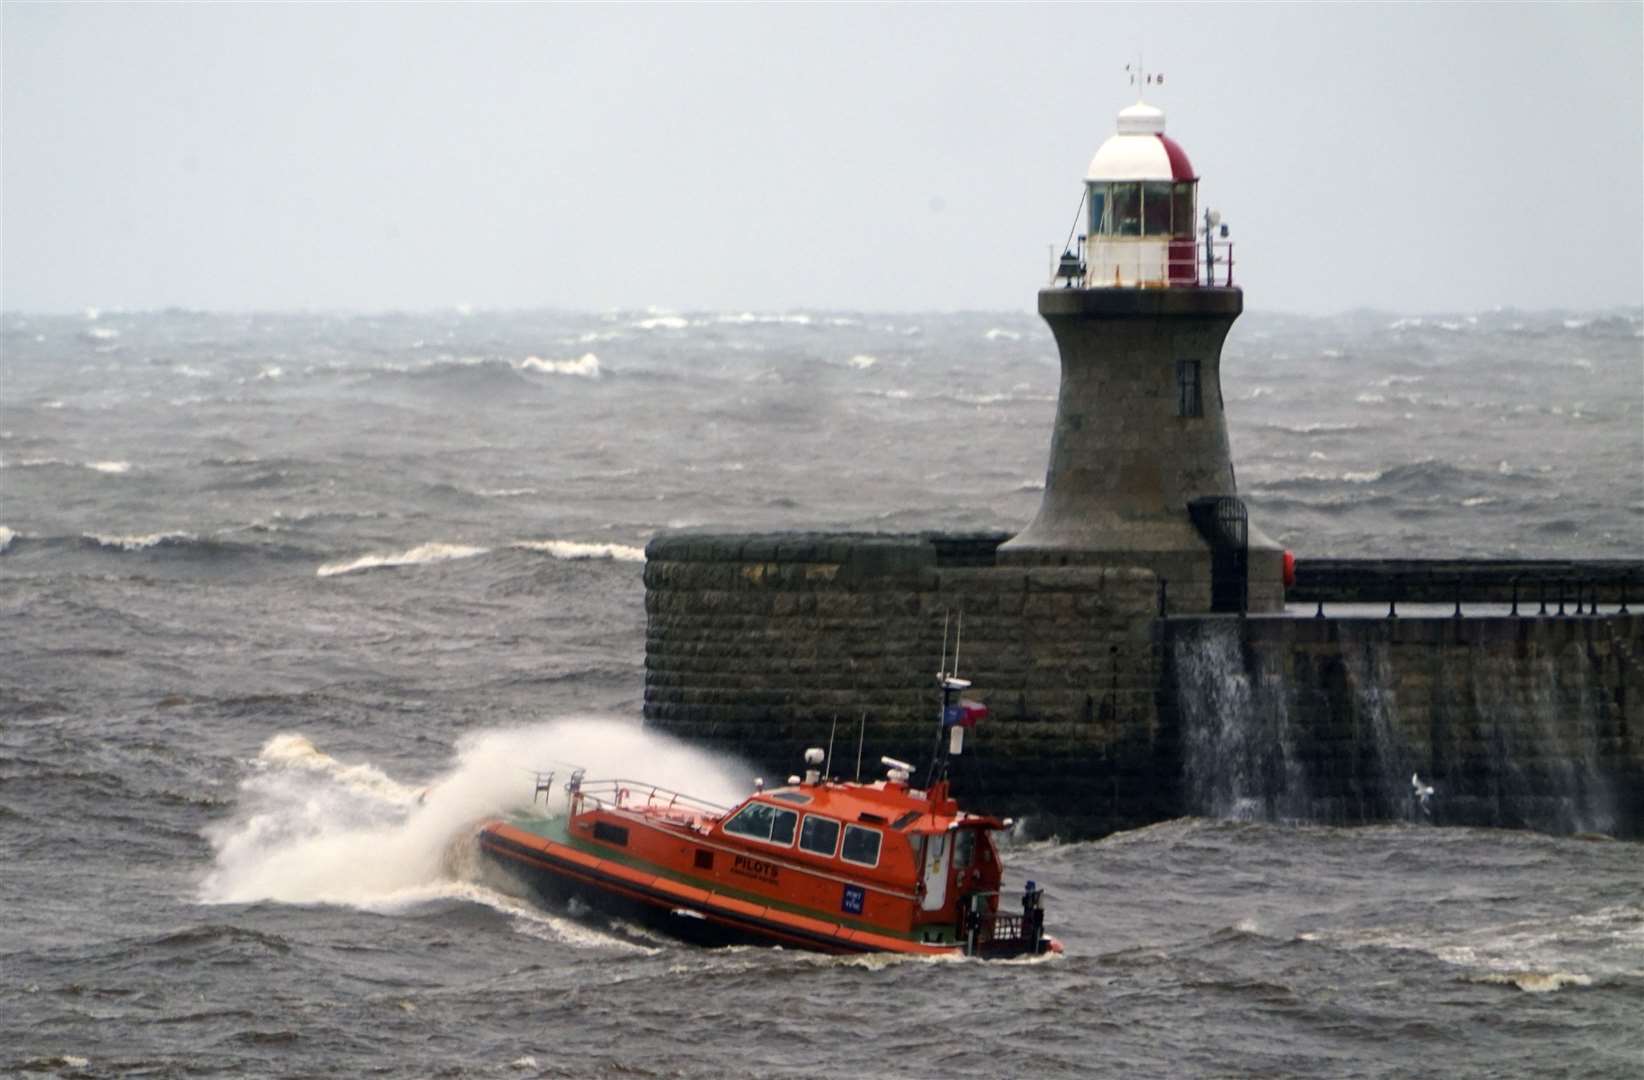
(1000, 85, 1286, 614)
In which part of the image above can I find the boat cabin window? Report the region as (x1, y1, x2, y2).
(953, 829, 976, 870)
(723, 801, 798, 846)
(891, 810, 922, 830)
(799, 814, 841, 857)
(771, 791, 812, 805)
(841, 824, 882, 868)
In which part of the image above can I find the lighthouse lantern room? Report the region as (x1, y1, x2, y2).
(1062, 84, 1230, 290)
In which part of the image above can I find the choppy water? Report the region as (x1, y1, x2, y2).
(2, 306, 1641, 1078)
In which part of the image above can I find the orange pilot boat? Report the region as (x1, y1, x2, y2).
(477, 672, 1060, 959)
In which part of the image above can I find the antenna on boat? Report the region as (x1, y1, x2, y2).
(824, 715, 838, 781)
(939, 608, 951, 678)
(953, 611, 963, 675)
(855, 710, 866, 782)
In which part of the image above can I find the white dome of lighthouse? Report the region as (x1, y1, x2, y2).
(1086, 101, 1196, 182)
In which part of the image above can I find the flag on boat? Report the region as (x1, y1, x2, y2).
(943, 700, 989, 727)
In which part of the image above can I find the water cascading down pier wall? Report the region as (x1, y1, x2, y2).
(1164, 611, 1641, 836)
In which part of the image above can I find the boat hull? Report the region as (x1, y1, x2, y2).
(477, 820, 968, 956)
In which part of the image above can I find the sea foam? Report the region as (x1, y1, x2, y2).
(316, 542, 489, 577)
(512, 539, 645, 563)
(520, 352, 600, 378)
(199, 720, 750, 910)
(85, 530, 196, 551)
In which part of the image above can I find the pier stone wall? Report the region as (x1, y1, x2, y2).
(645, 534, 1644, 840)
(643, 532, 1174, 836)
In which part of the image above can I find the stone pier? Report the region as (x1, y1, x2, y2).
(644, 534, 1644, 839)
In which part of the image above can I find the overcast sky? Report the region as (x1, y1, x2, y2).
(3, 3, 1640, 315)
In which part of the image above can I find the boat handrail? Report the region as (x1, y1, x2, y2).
(573, 778, 730, 816)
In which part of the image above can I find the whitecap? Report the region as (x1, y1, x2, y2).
(316, 542, 489, 577)
(984, 328, 1022, 341)
(1562, 318, 1590, 330)
(519, 352, 600, 378)
(1016, 479, 1046, 492)
(85, 530, 195, 551)
(87, 460, 132, 474)
(634, 315, 689, 331)
(255, 366, 284, 381)
(0, 526, 15, 553)
(475, 488, 538, 498)
(1461, 496, 1498, 508)
(847, 354, 878, 370)
(512, 539, 645, 563)
(1467, 971, 1592, 993)
(713, 312, 813, 326)
(1355, 393, 1386, 405)
(85, 326, 119, 341)
(172, 364, 211, 378)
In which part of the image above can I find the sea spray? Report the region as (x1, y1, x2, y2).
(200, 719, 752, 909)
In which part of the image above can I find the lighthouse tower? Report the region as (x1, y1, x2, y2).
(1000, 88, 1286, 613)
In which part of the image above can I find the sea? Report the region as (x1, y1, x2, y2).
(1, 306, 1641, 1078)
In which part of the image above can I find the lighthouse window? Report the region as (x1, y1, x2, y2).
(1177, 359, 1203, 418)
(841, 824, 882, 867)
(799, 814, 841, 857)
(1171, 183, 1195, 238)
(1110, 183, 1141, 236)
(1088, 183, 1108, 237)
(723, 802, 798, 847)
(1142, 182, 1173, 236)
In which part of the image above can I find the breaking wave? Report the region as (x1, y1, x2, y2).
(520, 352, 600, 378)
(199, 720, 750, 909)
(0, 526, 14, 554)
(512, 539, 646, 562)
(316, 542, 490, 577)
(83, 530, 198, 551)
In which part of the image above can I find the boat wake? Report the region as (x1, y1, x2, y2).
(198, 720, 751, 916)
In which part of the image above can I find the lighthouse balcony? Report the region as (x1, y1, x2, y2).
(1066, 236, 1236, 290)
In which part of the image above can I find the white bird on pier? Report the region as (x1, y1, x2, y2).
(1411, 772, 1435, 815)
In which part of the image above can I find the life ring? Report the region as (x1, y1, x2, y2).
(1282, 550, 1297, 590)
